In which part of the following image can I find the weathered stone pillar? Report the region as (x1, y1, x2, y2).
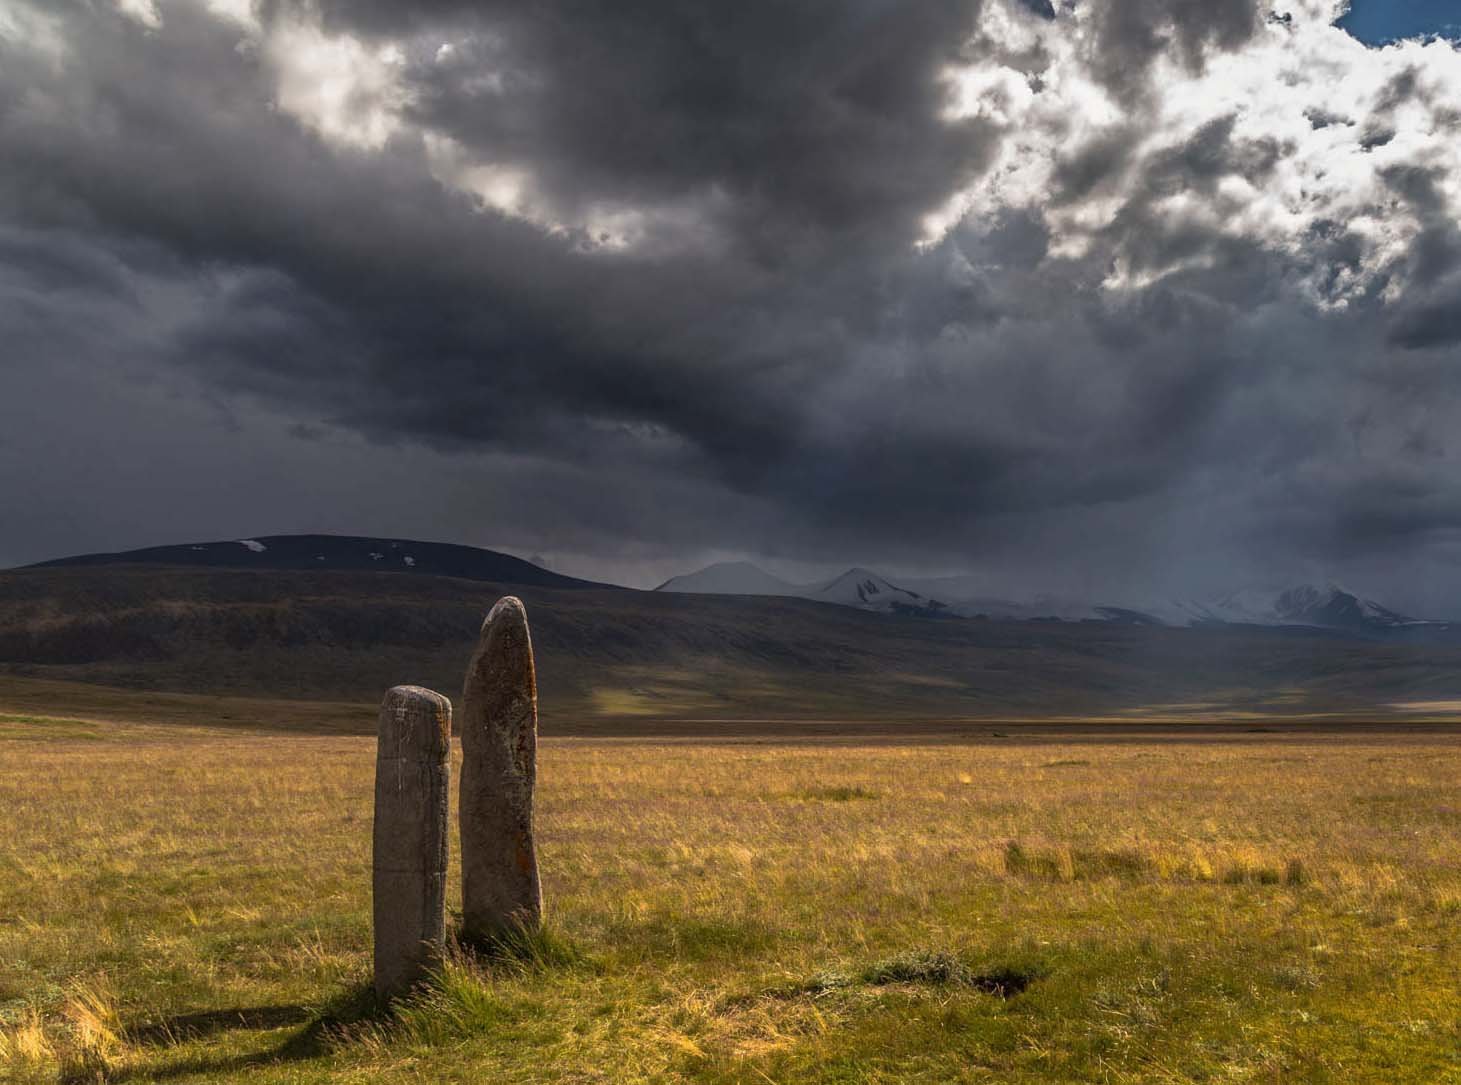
(373, 685, 451, 1000)
(460, 596, 543, 946)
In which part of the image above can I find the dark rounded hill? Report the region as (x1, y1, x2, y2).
(25, 534, 610, 590)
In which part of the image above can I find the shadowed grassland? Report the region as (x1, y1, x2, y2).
(2, 711, 1459, 1082)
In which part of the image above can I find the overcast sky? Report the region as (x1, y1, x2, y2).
(2, 1, 1460, 607)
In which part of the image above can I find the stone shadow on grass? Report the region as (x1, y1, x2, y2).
(125, 1004, 314, 1047)
(110, 983, 380, 1082)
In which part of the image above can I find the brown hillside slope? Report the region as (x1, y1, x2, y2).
(2, 565, 1460, 728)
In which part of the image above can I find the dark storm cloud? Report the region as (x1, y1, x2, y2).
(1050, 126, 1143, 205)
(2, 0, 1004, 490)
(2, 0, 1461, 604)
(1378, 164, 1461, 347)
(403, 3, 991, 244)
(1086, 0, 1262, 101)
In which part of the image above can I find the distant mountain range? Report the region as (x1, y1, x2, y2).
(7, 558, 1461, 724)
(658, 561, 1452, 638)
(1157, 584, 1434, 633)
(6, 535, 1461, 722)
(14, 538, 1454, 639)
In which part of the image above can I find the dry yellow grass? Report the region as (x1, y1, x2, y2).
(2, 711, 1459, 1082)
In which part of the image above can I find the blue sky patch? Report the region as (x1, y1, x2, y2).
(1338, 0, 1461, 45)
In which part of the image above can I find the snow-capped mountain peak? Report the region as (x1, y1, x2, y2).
(1168, 582, 1430, 633)
(656, 562, 951, 615)
(812, 567, 924, 608)
(1270, 583, 1414, 629)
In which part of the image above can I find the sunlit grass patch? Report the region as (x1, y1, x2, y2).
(601, 912, 780, 963)
(53, 976, 125, 1083)
(0, 1007, 55, 1084)
(3, 723, 1459, 1082)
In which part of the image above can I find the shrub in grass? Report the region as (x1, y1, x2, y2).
(1222, 862, 1285, 885)
(1272, 962, 1323, 991)
(1004, 840, 1079, 880)
(456, 921, 586, 972)
(795, 786, 880, 802)
(861, 951, 1037, 997)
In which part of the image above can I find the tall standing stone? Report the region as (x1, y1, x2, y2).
(373, 685, 451, 1000)
(460, 596, 543, 945)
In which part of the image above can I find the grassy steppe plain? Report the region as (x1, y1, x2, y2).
(2, 702, 1459, 1083)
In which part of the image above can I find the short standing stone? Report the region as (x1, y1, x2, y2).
(459, 596, 543, 945)
(373, 685, 451, 1000)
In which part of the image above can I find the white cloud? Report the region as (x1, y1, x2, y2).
(0, 2, 69, 66)
(423, 131, 721, 254)
(114, 0, 162, 30)
(929, 1, 1461, 306)
(264, 13, 410, 151)
(199, 0, 259, 32)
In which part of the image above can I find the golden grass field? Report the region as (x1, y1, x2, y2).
(2, 691, 1459, 1083)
